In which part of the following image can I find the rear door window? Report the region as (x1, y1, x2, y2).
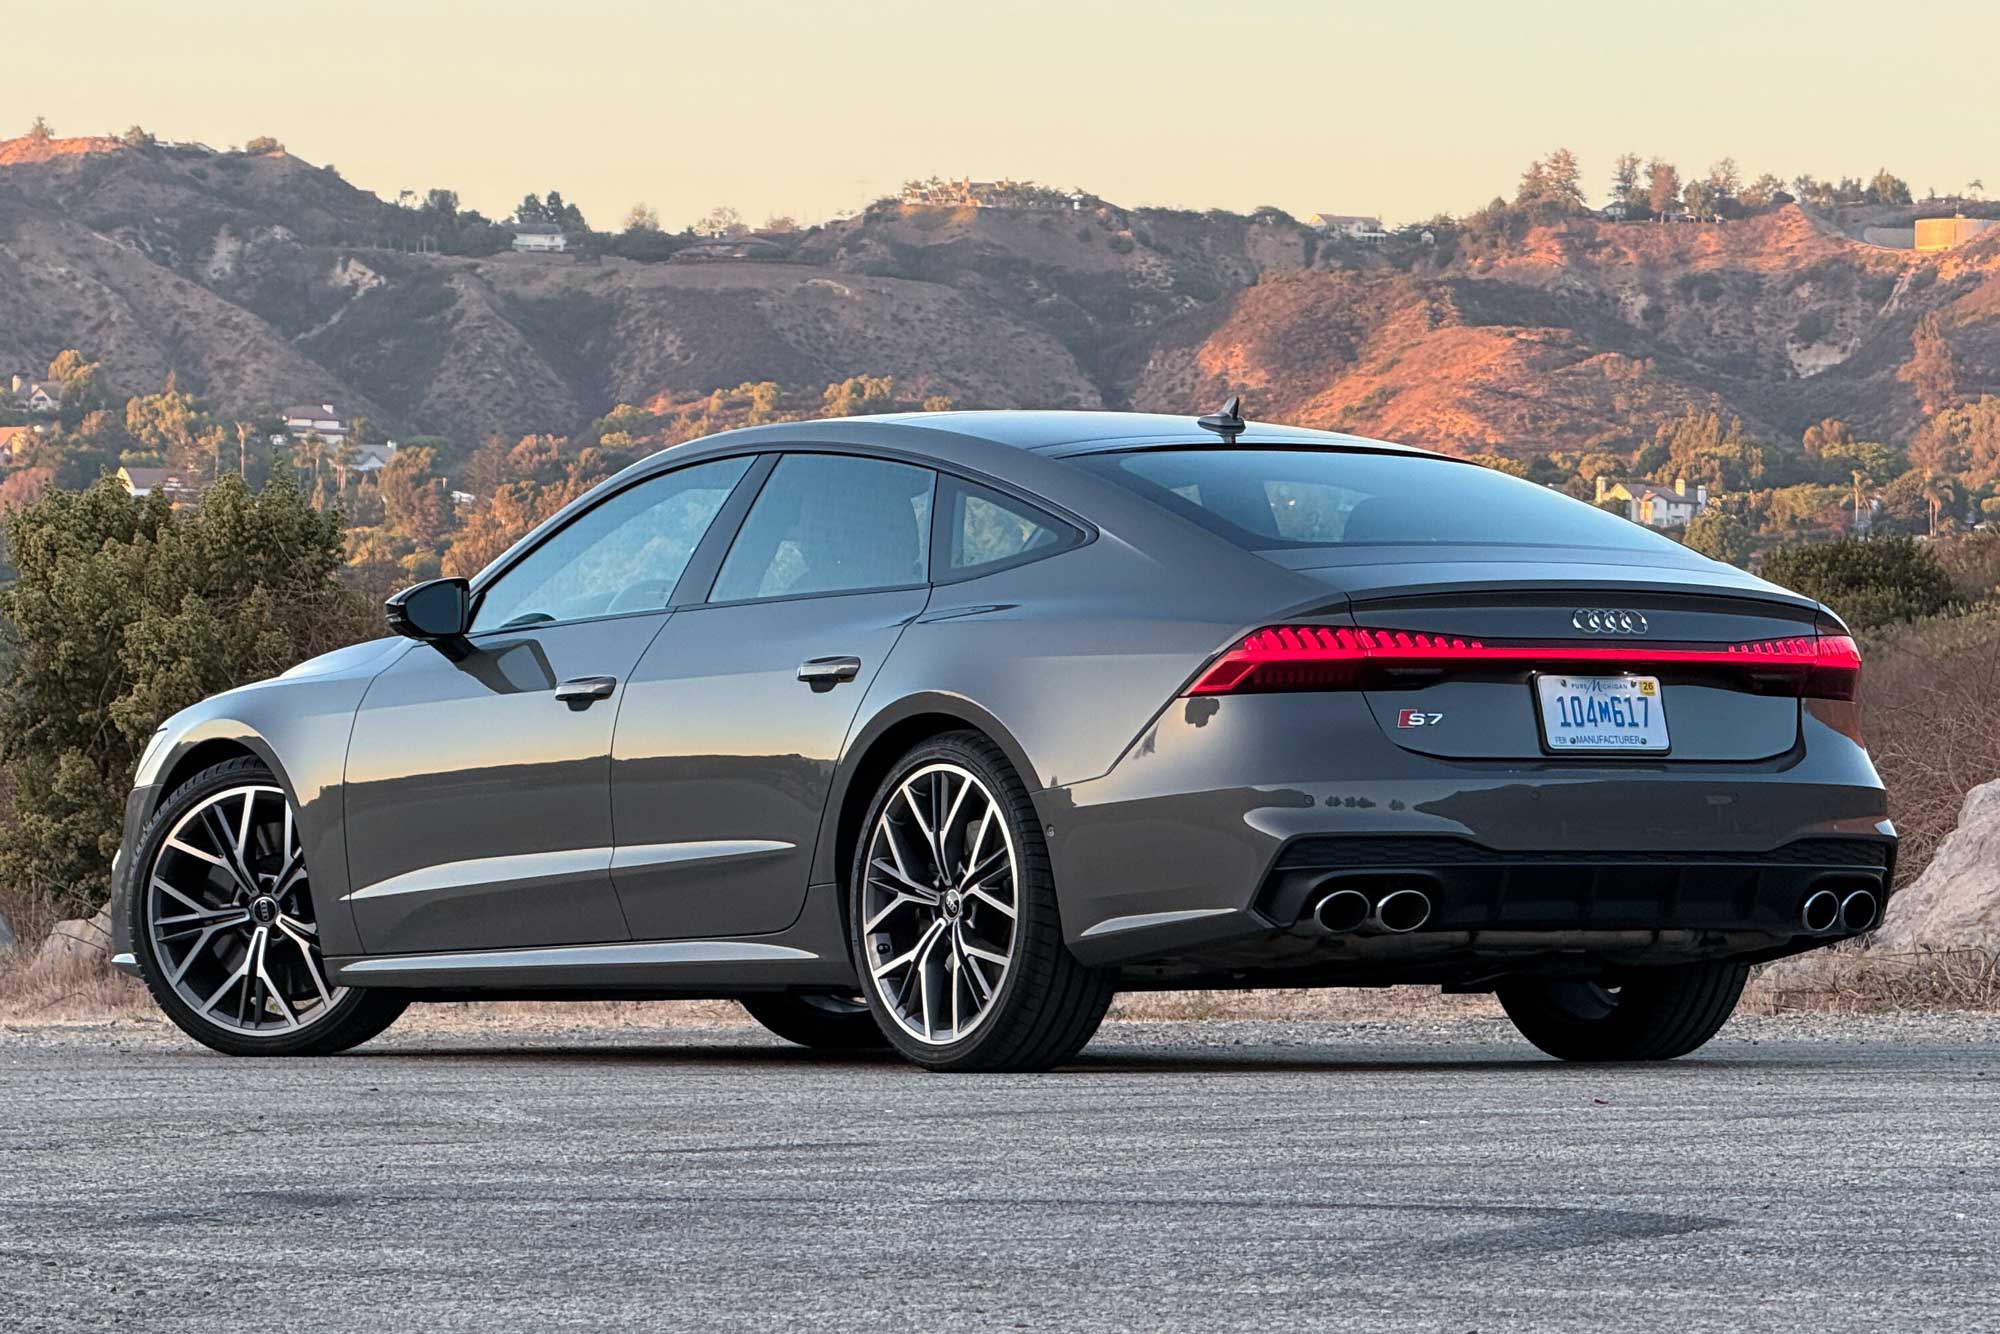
(1078, 448, 1677, 552)
(711, 454, 935, 601)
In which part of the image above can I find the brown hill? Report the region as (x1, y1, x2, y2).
(4, 133, 1998, 458)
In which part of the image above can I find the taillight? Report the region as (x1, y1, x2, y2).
(1188, 626, 1862, 700)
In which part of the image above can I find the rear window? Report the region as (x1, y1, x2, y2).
(1077, 448, 1678, 552)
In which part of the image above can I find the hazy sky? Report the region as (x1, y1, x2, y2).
(10, 0, 1997, 229)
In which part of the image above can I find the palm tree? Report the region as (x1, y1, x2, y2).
(1920, 472, 1959, 538)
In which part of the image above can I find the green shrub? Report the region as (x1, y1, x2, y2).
(1760, 535, 1956, 629)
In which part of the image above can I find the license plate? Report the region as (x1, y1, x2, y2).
(1535, 675, 1668, 753)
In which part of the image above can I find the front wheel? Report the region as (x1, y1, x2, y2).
(128, 757, 407, 1057)
(1497, 961, 1749, 1062)
(848, 732, 1115, 1072)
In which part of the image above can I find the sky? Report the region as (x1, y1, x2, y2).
(8, 0, 1998, 230)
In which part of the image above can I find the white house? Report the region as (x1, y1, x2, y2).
(1596, 475, 1710, 528)
(19, 380, 60, 415)
(342, 441, 398, 475)
(511, 223, 568, 253)
(1310, 213, 1388, 243)
(281, 403, 350, 442)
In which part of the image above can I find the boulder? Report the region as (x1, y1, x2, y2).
(1875, 778, 2000, 952)
(23, 905, 114, 981)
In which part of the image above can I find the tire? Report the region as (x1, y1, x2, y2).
(127, 756, 408, 1057)
(847, 731, 1115, 1072)
(739, 993, 888, 1050)
(1497, 961, 1749, 1062)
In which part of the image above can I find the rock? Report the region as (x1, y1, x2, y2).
(1875, 778, 2000, 952)
(23, 906, 114, 981)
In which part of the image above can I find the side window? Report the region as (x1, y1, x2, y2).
(470, 456, 752, 633)
(943, 478, 1073, 575)
(711, 454, 934, 602)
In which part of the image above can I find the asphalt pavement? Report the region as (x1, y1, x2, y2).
(3, 1012, 1997, 1332)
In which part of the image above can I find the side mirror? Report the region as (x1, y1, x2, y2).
(385, 578, 470, 651)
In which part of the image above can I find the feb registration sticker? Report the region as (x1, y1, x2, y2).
(1535, 674, 1669, 753)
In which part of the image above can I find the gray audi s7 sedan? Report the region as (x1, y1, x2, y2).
(110, 405, 1895, 1071)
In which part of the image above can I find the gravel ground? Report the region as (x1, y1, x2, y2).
(3, 1010, 1998, 1332)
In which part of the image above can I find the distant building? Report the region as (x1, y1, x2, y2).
(16, 380, 60, 415)
(673, 235, 788, 263)
(1915, 216, 1996, 252)
(1310, 213, 1387, 242)
(117, 466, 204, 503)
(510, 222, 568, 253)
(1596, 475, 1709, 528)
(1602, 200, 1633, 222)
(0, 424, 34, 465)
(342, 441, 398, 475)
(280, 403, 350, 442)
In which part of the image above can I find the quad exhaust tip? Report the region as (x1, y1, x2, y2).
(1311, 886, 1432, 936)
(1839, 889, 1879, 933)
(1800, 890, 1841, 934)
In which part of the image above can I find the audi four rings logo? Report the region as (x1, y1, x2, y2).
(1572, 609, 1650, 634)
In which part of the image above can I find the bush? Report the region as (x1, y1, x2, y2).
(1760, 535, 1956, 629)
(0, 475, 371, 915)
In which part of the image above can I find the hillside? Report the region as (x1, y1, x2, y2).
(4, 133, 1999, 457)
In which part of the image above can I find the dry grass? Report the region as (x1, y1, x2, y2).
(1862, 610, 2000, 886)
(1747, 948, 2000, 1015)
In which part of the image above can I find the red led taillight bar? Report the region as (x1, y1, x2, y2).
(1188, 626, 1861, 700)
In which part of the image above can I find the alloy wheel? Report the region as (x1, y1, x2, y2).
(145, 784, 345, 1035)
(859, 762, 1019, 1045)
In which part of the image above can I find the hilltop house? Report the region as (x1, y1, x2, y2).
(280, 403, 350, 442)
(511, 222, 567, 253)
(1310, 213, 1388, 242)
(1596, 475, 1709, 528)
(117, 466, 204, 503)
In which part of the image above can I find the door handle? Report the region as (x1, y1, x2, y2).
(797, 656, 862, 691)
(554, 675, 619, 708)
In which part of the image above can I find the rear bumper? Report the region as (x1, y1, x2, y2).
(1048, 692, 1894, 976)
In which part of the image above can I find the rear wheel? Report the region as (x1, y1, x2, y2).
(1497, 962, 1749, 1062)
(739, 993, 886, 1050)
(848, 732, 1115, 1072)
(128, 757, 407, 1057)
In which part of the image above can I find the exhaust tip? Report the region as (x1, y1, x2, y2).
(1312, 888, 1371, 935)
(1839, 890, 1879, 933)
(1372, 888, 1432, 934)
(1800, 890, 1840, 934)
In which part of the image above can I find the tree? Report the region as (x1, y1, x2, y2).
(1706, 158, 1742, 211)
(1801, 418, 1855, 456)
(244, 135, 285, 155)
(120, 124, 155, 149)
(543, 189, 587, 233)
(1610, 153, 1643, 209)
(26, 115, 53, 141)
(695, 205, 747, 238)
(1906, 312, 1958, 414)
(1740, 173, 1787, 209)
(1682, 511, 1751, 566)
(1920, 472, 1959, 537)
(1866, 169, 1912, 206)
(124, 376, 211, 476)
(514, 193, 549, 225)
(1912, 395, 2000, 488)
(378, 445, 451, 547)
(1683, 179, 1716, 222)
(1516, 149, 1586, 214)
(762, 215, 799, 234)
(1759, 535, 1955, 630)
(1647, 160, 1682, 218)
(0, 474, 370, 914)
(622, 202, 661, 233)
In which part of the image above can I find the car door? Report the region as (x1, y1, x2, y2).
(609, 452, 936, 941)
(342, 455, 755, 954)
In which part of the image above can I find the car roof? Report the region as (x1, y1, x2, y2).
(855, 409, 1433, 457)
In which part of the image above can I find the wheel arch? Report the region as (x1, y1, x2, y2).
(813, 693, 1045, 901)
(149, 724, 292, 817)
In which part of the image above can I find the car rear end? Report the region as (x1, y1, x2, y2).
(1044, 442, 1895, 987)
